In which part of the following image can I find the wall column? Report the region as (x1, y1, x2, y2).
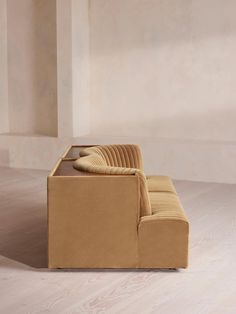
(57, 0, 90, 138)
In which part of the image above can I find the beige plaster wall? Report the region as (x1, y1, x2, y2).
(57, 0, 90, 138)
(1, 0, 236, 184)
(57, 0, 73, 138)
(0, 0, 8, 133)
(72, 0, 90, 137)
(7, 0, 58, 136)
(90, 0, 236, 141)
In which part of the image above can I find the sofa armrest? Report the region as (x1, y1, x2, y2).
(138, 214, 189, 268)
(48, 175, 140, 268)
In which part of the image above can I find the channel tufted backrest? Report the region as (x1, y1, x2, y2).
(73, 145, 151, 217)
(79, 144, 144, 169)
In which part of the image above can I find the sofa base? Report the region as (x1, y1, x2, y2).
(48, 145, 189, 270)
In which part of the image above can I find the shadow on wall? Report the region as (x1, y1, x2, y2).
(90, 0, 236, 54)
(7, 0, 57, 136)
(32, 0, 58, 136)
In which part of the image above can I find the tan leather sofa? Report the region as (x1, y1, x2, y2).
(48, 145, 189, 269)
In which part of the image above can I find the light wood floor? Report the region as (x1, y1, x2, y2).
(0, 167, 236, 314)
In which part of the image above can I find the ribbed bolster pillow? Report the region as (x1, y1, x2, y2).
(80, 145, 144, 170)
(73, 145, 151, 217)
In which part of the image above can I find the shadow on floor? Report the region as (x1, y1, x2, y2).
(0, 204, 48, 269)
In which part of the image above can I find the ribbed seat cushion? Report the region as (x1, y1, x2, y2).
(73, 145, 151, 217)
(149, 192, 187, 221)
(146, 176, 177, 194)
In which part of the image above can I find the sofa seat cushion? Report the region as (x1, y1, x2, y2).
(146, 176, 177, 194)
(149, 192, 187, 221)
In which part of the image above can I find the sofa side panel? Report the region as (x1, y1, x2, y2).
(48, 175, 139, 268)
(138, 217, 189, 268)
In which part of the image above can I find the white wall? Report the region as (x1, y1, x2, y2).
(90, 0, 236, 142)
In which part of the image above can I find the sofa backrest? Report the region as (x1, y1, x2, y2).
(73, 144, 151, 217)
